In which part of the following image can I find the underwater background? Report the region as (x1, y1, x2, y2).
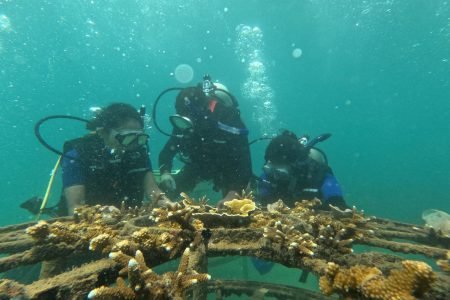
(0, 0, 449, 292)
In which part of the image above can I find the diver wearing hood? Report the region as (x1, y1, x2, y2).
(258, 130, 347, 210)
(158, 81, 252, 205)
(60, 103, 172, 216)
(34, 103, 174, 280)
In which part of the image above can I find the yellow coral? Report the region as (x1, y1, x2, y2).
(223, 199, 256, 216)
(319, 260, 436, 300)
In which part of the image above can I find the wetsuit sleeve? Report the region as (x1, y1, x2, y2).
(320, 172, 348, 209)
(159, 134, 179, 174)
(62, 149, 85, 188)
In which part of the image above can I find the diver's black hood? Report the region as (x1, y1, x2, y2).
(175, 86, 208, 117)
(264, 131, 308, 164)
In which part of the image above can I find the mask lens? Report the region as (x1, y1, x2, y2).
(170, 115, 194, 130)
(121, 134, 137, 146)
(263, 163, 291, 181)
(137, 134, 148, 145)
(115, 131, 148, 146)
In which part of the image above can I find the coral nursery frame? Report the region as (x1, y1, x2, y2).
(0, 195, 448, 299)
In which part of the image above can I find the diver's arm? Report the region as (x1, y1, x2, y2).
(217, 190, 239, 209)
(158, 136, 179, 174)
(61, 148, 86, 216)
(143, 171, 175, 208)
(320, 172, 348, 209)
(64, 185, 86, 216)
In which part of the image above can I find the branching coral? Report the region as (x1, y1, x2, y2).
(260, 199, 357, 258)
(319, 260, 436, 299)
(8, 196, 446, 299)
(436, 250, 450, 272)
(266, 199, 291, 214)
(150, 204, 198, 231)
(26, 220, 117, 251)
(262, 220, 317, 257)
(131, 228, 157, 251)
(25, 220, 50, 242)
(180, 192, 210, 212)
(26, 210, 120, 257)
(291, 198, 322, 214)
(88, 248, 210, 300)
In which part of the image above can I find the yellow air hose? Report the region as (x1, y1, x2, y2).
(36, 155, 62, 221)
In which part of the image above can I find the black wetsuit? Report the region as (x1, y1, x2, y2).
(60, 134, 151, 214)
(258, 158, 348, 209)
(159, 101, 252, 197)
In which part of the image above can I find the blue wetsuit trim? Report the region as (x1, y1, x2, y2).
(320, 173, 343, 202)
(62, 149, 85, 188)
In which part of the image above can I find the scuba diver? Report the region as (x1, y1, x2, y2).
(25, 102, 174, 280)
(258, 130, 347, 209)
(252, 129, 348, 277)
(22, 103, 173, 218)
(60, 103, 173, 215)
(154, 75, 252, 206)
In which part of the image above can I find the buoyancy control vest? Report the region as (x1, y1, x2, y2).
(61, 134, 150, 209)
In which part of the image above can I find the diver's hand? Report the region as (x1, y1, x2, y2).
(160, 172, 177, 192)
(157, 195, 178, 209)
(216, 199, 227, 210)
(216, 190, 239, 209)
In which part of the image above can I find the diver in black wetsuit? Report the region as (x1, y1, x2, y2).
(60, 103, 172, 216)
(257, 130, 348, 210)
(36, 103, 173, 279)
(158, 82, 252, 206)
(252, 130, 348, 276)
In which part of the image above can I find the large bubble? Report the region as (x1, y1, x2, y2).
(174, 64, 194, 84)
(292, 48, 303, 58)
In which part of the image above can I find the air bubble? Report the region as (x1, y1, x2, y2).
(292, 48, 302, 58)
(174, 64, 194, 83)
(0, 15, 11, 32)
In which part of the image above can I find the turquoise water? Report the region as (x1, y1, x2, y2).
(0, 1, 449, 228)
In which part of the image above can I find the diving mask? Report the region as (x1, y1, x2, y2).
(263, 162, 292, 182)
(113, 130, 149, 146)
(169, 114, 194, 131)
